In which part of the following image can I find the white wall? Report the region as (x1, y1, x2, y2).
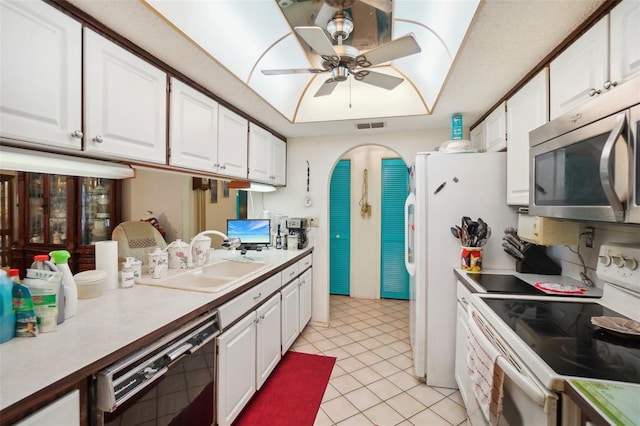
(262, 129, 449, 325)
(122, 169, 194, 242)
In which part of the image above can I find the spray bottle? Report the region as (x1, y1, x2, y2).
(49, 250, 77, 319)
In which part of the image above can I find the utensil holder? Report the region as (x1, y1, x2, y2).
(461, 246, 483, 271)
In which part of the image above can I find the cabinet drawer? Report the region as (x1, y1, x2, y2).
(218, 273, 282, 328)
(281, 263, 299, 284)
(298, 254, 312, 271)
(456, 281, 472, 308)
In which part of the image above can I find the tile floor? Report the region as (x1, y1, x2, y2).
(291, 295, 469, 426)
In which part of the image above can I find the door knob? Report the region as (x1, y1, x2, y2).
(588, 88, 601, 97)
(335, 234, 340, 239)
(93, 135, 104, 143)
(70, 130, 83, 138)
(603, 80, 618, 90)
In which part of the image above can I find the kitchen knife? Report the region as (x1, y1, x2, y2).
(504, 233, 526, 252)
(502, 241, 525, 259)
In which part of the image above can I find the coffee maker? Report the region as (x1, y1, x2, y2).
(286, 218, 308, 249)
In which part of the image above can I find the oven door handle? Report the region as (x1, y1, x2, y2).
(165, 343, 194, 364)
(496, 356, 557, 410)
(599, 112, 627, 223)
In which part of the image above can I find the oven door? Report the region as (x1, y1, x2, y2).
(466, 306, 558, 426)
(530, 110, 631, 223)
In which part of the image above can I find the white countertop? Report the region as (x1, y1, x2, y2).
(0, 246, 312, 414)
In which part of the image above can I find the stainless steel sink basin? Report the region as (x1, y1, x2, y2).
(137, 259, 270, 293)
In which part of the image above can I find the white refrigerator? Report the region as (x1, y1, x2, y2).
(404, 152, 517, 388)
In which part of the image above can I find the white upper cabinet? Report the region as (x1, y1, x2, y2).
(470, 123, 485, 152)
(506, 69, 549, 206)
(217, 105, 248, 179)
(550, 17, 608, 119)
(609, 0, 640, 85)
(248, 124, 271, 183)
(248, 123, 287, 185)
(0, 1, 82, 150)
(483, 102, 507, 152)
(83, 29, 167, 164)
(271, 138, 286, 186)
(169, 78, 219, 172)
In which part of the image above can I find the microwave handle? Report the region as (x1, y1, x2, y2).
(599, 112, 627, 223)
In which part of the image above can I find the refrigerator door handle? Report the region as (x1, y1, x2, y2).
(405, 192, 416, 276)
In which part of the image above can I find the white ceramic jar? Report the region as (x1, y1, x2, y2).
(190, 235, 211, 266)
(166, 239, 189, 269)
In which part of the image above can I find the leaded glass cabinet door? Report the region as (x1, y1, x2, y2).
(80, 178, 113, 245)
(27, 173, 69, 246)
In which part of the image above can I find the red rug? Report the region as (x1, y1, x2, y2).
(233, 351, 336, 426)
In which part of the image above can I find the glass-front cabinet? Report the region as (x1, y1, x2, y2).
(15, 172, 121, 275)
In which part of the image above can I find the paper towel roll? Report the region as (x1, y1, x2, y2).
(95, 240, 118, 290)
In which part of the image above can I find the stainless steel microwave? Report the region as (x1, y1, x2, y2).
(529, 76, 640, 224)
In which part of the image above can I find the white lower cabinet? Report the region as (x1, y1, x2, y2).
(256, 294, 282, 390)
(299, 268, 312, 331)
(281, 279, 300, 355)
(217, 311, 257, 426)
(14, 390, 79, 426)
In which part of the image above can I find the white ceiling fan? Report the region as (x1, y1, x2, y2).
(262, 1, 421, 97)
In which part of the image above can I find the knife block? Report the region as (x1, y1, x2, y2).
(515, 244, 562, 275)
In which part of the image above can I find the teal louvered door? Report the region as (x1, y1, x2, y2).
(380, 158, 409, 299)
(329, 160, 351, 295)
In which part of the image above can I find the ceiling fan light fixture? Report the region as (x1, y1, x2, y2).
(327, 13, 354, 41)
(331, 65, 350, 82)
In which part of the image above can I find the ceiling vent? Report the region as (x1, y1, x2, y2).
(356, 121, 385, 130)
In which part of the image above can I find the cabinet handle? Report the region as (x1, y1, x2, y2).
(460, 297, 469, 307)
(214, 163, 220, 168)
(93, 135, 104, 143)
(588, 88, 601, 97)
(253, 292, 262, 301)
(220, 164, 226, 170)
(71, 130, 83, 139)
(603, 80, 618, 90)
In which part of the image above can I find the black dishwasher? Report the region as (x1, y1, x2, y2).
(92, 310, 220, 426)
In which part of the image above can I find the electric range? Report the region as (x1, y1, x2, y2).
(469, 243, 640, 391)
(465, 272, 603, 298)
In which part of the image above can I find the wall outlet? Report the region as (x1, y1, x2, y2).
(307, 217, 319, 227)
(585, 227, 595, 248)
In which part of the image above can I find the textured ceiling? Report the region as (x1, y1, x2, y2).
(67, 0, 606, 139)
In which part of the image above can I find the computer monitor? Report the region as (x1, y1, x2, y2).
(226, 219, 271, 250)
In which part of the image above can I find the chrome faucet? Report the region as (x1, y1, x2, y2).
(187, 230, 241, 268)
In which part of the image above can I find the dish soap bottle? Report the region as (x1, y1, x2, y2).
(120, 259, 135, 289)
(49, 250, 78, 320)
(0, 270, 16, 343)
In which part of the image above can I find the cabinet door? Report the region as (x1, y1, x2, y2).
(483, 102, 507, 152)
(280, 279, 300, 354)
(506, 69, 549, 206)
(0, 1, 81, 150)
(248, 123, 271, 183)
(256, 294, 282, 390)
(550, 16, 609, 119)
(610, 0, 640, 86)
(217, 312, 257, 426)
(271, 137, 287, 186)
(218, 105, 248, 178)
(470, 123, 485, 153)
(84, 29, 167, 164)
(169, 78, 218, 172)
(298, 268, 312, 331)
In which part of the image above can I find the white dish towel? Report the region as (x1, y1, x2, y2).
(467, 311, 505, 425)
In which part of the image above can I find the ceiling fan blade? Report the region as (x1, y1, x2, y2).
(359, 0, 392, 13)
(357, 33, 421, 67)
(295, 26, 340, 63)
(314, 79, 339, 97)
(261, 68, 326, 75)
(354, 70, 404, 90)
(314, 3, 337, 28)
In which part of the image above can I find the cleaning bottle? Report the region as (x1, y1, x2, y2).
(50, 250, 78, 319)
(0, 270, 16, 343)
(31, 255, 65, 325)
(120, 259, 135, 289)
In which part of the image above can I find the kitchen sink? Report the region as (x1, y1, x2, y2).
(137, 259, 270, 293)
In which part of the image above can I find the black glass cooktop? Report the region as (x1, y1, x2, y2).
(467, 273, 546, 295)
(483, 298, 640, 384)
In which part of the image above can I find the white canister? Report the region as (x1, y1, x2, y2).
(166, 239, 189, 270)
(126, 257, 142, 282)
(190, 235, 212, 266)
(147, 248, 168, 279)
